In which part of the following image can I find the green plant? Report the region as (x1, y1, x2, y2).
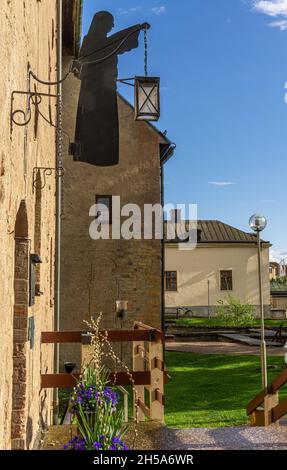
(72, 366, 128, 450)
(216, 295, 256, 327)
(64, 313, 137, 451)
(277, 276, 287, 285)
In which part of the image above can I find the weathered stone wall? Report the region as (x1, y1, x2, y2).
(0, 0, 57, 449)
(60, 56, 165, 368)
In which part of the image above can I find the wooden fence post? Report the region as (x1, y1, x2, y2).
(264, 392, 279, 426)
(133, 340, 146, 422)
(148, 338, 164, 423)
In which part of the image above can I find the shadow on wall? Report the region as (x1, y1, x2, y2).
(26, 417, 33, 450)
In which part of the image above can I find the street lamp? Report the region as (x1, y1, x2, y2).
(249, 214, 268, 390)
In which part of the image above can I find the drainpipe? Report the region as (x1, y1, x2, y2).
(160, 143, 176, 333)
(160, 163, 165, 333)
(53, 0, 63, 425)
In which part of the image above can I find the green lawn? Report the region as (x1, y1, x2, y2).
(58, 351, 287, 429)
(165, 352, 286, 428)
(173, 317, 287, 328)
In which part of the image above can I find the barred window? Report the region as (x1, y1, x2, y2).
(165, 271, 177, 291)
(220, 270, 233, 291)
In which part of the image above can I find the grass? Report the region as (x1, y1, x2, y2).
(173, 317, 287, 328)
(165, 352, 286, 428)
(58, 352, 287, 429)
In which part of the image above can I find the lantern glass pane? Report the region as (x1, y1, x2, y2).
(135, 77, 160, 121)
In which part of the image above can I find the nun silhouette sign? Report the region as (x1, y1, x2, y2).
(71, 11, 150, 166)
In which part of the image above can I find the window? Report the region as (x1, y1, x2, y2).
(95, 195, 112, 224)
(220, 270, 233, 291)
(165, 271, 177, 291)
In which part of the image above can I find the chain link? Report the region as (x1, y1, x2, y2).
(57, 91, 65, 218)
(144, 27, 148, 77)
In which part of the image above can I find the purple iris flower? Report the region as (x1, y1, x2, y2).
(63, 436, 86, 450)
(93, 441, 102, 450)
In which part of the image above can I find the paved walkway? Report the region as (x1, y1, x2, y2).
(161, 426, 287, 450)
(166, 341, 285, 356)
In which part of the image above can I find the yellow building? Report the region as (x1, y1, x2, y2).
(165, 220, 271, 317)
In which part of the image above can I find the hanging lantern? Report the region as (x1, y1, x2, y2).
(134, 76, 160, 121)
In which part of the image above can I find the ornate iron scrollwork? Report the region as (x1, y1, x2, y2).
(32, 167, 65, 192)
(10, 63, 60, 135)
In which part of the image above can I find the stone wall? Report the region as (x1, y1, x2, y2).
(60, 56, 166, 368)
(0, 0, 57, 449)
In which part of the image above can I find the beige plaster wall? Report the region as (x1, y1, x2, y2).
(165, 244, 270, 315)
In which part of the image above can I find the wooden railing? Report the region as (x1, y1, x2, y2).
(41, 322, 165, 423)
(247, 368, 287, 426)
(133, 322, 165, 422)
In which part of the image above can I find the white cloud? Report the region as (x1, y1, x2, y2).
(252, 1, 287, 29)
(268, 18, 287, 28)
(151, 6, 166, 15)
(253, 0, 287, 17)
(118, 6, 142, 15)
(270, 248, 287, 262)
(208, 181, 236, 187)
(261, 198, 277, 202)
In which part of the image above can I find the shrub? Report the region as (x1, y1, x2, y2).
(216, 295, 256, 327)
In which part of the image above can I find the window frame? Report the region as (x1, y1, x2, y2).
(165, 271, 178, 292)
(220, 269, 233, 291)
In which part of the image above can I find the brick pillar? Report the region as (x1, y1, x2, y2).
(11, 201, 29, 450)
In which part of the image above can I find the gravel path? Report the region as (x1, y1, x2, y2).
(41, 423, 287, 450)
(166, 341, 285, 356)
(160, 426, 287, 450)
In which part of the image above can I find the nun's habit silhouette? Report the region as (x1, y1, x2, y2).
(74, 11, 147, 166)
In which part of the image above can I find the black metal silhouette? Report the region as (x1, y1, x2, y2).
(73, 11, 149, 166)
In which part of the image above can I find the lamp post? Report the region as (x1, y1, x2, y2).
(249, 214, 268, 389)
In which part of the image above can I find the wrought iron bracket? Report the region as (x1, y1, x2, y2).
(116, 77, 135, 87)
(10, 64, 59, 135)
(10, 90, 57, 134)
(32, 167, 64, 192)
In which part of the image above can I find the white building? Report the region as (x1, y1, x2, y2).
(165, 220, 271, 317)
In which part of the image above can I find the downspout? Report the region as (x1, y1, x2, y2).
(160, 163, 165, 333)
(53, 0, 63, 425)
(160, 143, 176, 333)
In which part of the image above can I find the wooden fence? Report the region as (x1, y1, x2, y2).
(41, 321, 166, 423)
(247, 368, 287, 426)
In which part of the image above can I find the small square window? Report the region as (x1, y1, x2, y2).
(220, 270, 233, 291)
(95, 195, 112, 224)
(165, 271, 177, 291)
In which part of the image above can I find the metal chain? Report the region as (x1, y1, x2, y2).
(144, 27, 148, 77)
(57, 91, 65, 218)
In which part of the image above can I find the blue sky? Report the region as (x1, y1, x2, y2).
(82, 0, 287, 261)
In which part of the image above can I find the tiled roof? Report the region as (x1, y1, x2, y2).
(165, 220, 270, 244)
